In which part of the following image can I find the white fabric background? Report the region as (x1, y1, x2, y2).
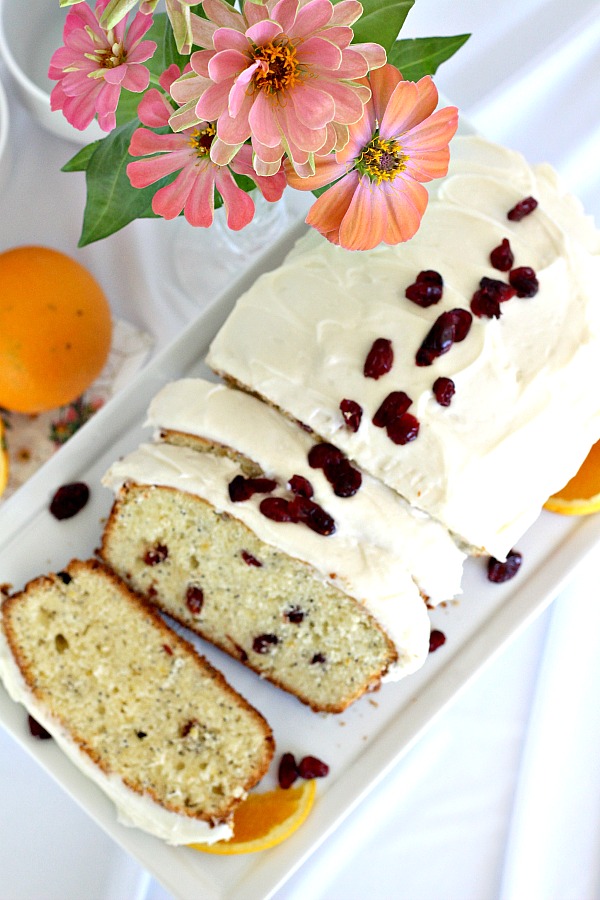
(1, 1, 599, 897)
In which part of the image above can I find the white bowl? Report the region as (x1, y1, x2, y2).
(0, 74, 10, 187)
(0, 0, 104, 144)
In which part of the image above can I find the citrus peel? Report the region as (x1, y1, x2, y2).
(0, 417, 8, 498)
(190, 779, 317, 855)
(544, 440, 600, 516)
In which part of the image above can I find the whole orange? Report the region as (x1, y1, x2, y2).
(0, 246, 112, 414)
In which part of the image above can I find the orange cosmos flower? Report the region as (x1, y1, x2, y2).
(285, 64, 459, 251)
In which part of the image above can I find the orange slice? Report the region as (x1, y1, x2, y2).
(544, 440, 600, 515)
(0, 417, 8, 498)
(191, 780, 317, 855)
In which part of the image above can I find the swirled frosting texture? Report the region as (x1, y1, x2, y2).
(207, 135, 600, 558)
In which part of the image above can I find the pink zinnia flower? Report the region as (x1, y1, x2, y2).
(286, 65, 459, 250)
(126, 65, 286, 229)
(48, 0, 156, 132)
(169, 0, 386, 177)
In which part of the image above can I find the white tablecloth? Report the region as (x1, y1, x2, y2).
(1, 1, 599, 897)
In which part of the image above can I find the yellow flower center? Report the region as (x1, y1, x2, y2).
(85, 27, 127, 75)
(189, 123, 216, 157)
(356, 136, 408, 184)
(252, 40, 301, 95)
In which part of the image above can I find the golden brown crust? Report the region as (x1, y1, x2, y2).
(1, 558, 274, 824)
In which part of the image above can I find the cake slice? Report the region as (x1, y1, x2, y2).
(0, 559, 274, 845)
(207, 134, 600, 559)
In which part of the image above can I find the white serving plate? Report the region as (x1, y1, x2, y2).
(1, 217, 600, 900)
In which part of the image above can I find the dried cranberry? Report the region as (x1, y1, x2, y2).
(373, 391, 412, 428)
(289, 495, 336, 535)
(433, 377, 455, 407)
(487, 549, 523, 583)
(428, 629, 446, 652)
(162, 644, 173, 655)
(144, 544, 168, 565)
(416, 309, 472, 366)
(185, 585, 204, 614)
(252, 633, 279, 654)
(509, 266, 539, 298)
(490, 238, 514, 271)
(278, 752, 299, 789)
(49, 482, 90, 520)
(298, 755, 329, 779)
(56, 571, 72, 584)
(311, 652, 327, 664)
(259, 497, 295, 522)
(284, 606, 305, 624)
(507, 196, 538, 221)
(386, 412, 420, 445)
(241, 550, 262, 567)
(28, 715, 52, 740)
(228, 474, 277, 502)
(470, 277, 516, 319)
(308, 442, 344, 471)
(340, 398, 363, 432)
(288, 474, 314, 498)
(324, 458, 362, 498)
(405, 270, 444, 307)
(364, 338, 394, 379)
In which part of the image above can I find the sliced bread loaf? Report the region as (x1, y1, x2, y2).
(100, 441, 406, 713)
(0, 559, 274, 845)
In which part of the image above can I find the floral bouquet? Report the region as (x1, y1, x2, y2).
(51, 0, 468, 250)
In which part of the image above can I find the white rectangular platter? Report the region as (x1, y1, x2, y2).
(2, 218, 600, 900)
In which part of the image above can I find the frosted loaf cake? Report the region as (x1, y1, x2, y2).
(0, 559, 274, 845)
(207, 134, 600, 559)
(100, 379, 466, 711)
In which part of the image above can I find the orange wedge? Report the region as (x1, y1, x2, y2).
(544, 440, 600, 515)
(191, 780, 317, 855)
(0, 417, 8, 498)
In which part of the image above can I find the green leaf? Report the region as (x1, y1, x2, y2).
(388, 34, 471, 80)
(349, 0, 414, 53)
(78, 121, 172, 246)
(62, 141, 102, 173)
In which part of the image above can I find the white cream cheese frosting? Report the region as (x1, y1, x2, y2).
(207, 134, 600, 558)
(103, 439, 433, 679)
(0, 627, 233, 845)
(145, 377, 466, 606)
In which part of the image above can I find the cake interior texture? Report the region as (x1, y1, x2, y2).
(100, 482, 397, 713)
(1, 560, 273, 824)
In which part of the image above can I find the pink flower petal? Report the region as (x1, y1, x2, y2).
(248, 91, 282, 148)
(217, 90, 254, 143)
(215, 168, 255, 229)
(381, 174, 428, 242)
(137, 89, 172, 128)
(290, 83, 335, 130)
(125, 12, 155, 47)
(213, 26, 251, 54)
(208, 48, 248, 82)
(183, 164, 217, 226)
(210, 136, 245, 166)
(246, 20, 282, 46)
(171, 71, 211, 106)
(297, 36, 342, 71)
(330, 0, 362, 26)
(243, 0, 270, 27)
(277, 101, 328, 153)
(292, 0, 334, 39)
(129, 129, 189, 158)
(231, 145, 286, 201)
(351, 42, 387, 71)
(127, 146, 192, 186)
(121, 64, 151, 93)
(228, 63, 258, 117)
(403, 147, 451, 183)
(195, 79, 231, 120)
(401, 105, 459, 151)
(316, 78, 366, 126)
(270, 0, 300, 34)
